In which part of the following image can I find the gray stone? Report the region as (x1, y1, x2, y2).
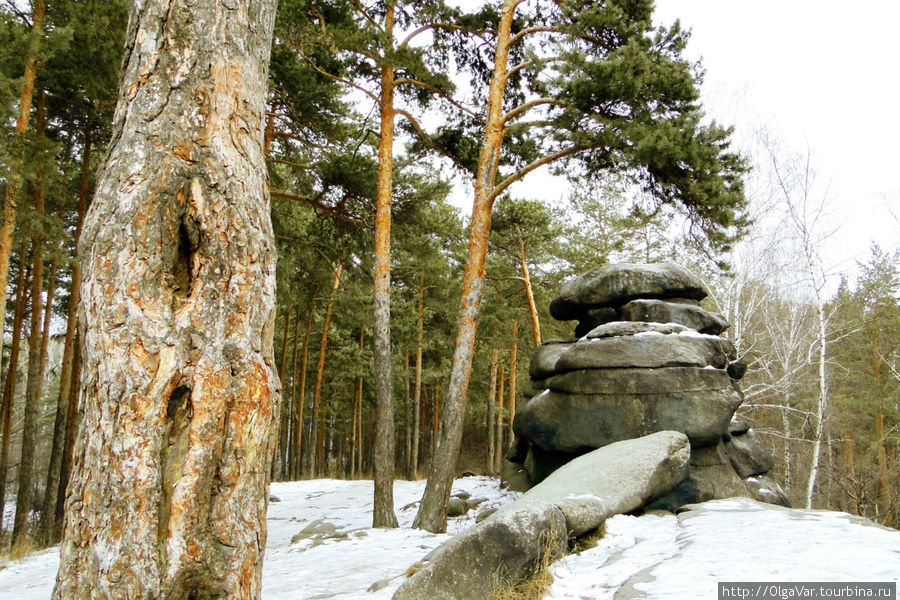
(725, 429, 775, 477)
(523, 443, 573, 486)
(522, 377, 550, 399)
(514, 387, 742, 453)
(550, 263, 708, 321)
(728, 420, 750, 436)
(500, 459, 532, 492)
(290, 519, 342, 544)
(727, 358, 748, 380)
(392, 502, 568, 600)
(547, 366, 732, 395)
(689, 439, 730, 467)
(529, 341, 574, 380)
(517, 431, 691, 537)
(745, 475, 791, 507)
(584, 321, 691, 338)
(554, 334, 735, 372)
(619, 298, 730, 335)
(447, 497, 468, 517)
(574, 307, 619, 337)
(647, 462, 750, 512)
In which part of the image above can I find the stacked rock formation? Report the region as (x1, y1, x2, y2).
(506, 263, 787, 508)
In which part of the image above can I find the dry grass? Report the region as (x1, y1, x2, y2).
(489, 533, 559, 600)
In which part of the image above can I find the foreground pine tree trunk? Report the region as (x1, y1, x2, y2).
(54, 0, 279, 596)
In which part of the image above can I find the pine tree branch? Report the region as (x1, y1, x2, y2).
(509, 26, 564, 47)
(399, 23, 488, 48)
(394, 108, 471, 172)
(502, 98, 566, 124)
(352, 0, 380, 29)
(269, 187, 363, 224)
(393, 78, 482, 120)
(303, 60, 379, 103)
(490, 143, 599, 201)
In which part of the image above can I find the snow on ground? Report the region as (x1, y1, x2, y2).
(1, 480, 898, 600)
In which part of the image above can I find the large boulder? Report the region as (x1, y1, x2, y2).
(584, 321, 691, 338)
(647, 444, 750, 511)
(550, 263, 707, 321)
(619, 298, 730, 335)
(725, 429, 775, 477)
(392, 502, 568, 600)
(529, 341, 575, 380)
(514, 387, 742, 454)
(554, 334, 735, 372)
(745, 475, 791, 507)
(517, 431, 691, 536)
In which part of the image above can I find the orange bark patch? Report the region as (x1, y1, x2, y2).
(174, 139, 193, 163)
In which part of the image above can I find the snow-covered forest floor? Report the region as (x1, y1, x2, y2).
(1, 477, 898, 599)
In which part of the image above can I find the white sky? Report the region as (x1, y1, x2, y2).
(652, 0, 900, 279)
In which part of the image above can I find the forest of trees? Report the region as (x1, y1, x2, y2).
(0, 0, 897, 596)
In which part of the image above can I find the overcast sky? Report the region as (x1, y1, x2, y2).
(652, 0, 900, 279)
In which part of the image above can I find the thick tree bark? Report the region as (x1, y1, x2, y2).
(372, 1, 398, 528)
(53, 0, 279, 596)
(0, 261, 29, 533)
(294, 283, 319, 479)
(413, 0, 517, 532)
(12, 90, 48, 549)
(411, 273, 424, 478)
(310, 260, 342, 478)
(0, 0, 45, 367)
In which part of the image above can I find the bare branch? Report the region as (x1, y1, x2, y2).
(394, 108, 472, 172)
(491, 144, 599, 201)
(270, 187, 364, 224)
(303, 60, 380, 103)
(509, 25, 563, 47)
(502, 98, 566, 124)
(393, 78, 482, 120)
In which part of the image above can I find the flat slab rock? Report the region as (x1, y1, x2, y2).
(550, 263, 708, 321)
(514, 387, 743, 453)
(393, 432, 690, 600)
(619, 298, 730, 335)
(547, 366, 733, 395)
(554, 333, 735, 373)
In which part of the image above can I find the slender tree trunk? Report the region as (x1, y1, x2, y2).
(287, 306, 302, 479)
(53, 0, 280, 594)
(875, 410, 892, 525)
(0, 261, 29, 533)
(274, 309, 292, 479)
(371, 1, 399, 528)
(494, 365, 505, 475)
(805, 299, 828, 509)
(411, 273, 424, 479)
(310, 261, 342, 478)
(507, 320, 518, 449)
(294, 284, 319, 479)
(515, 224, 541, 346)
(432, 376, 440, 456)
(0, 0, 45, 362)
(486, 345, 498, 475)
(843, 433, 859, 515)
(403, 348, 411, 479)
(38, 200, 64, 543)
(414, 0, 517, 532)
(52, 132, 92, 538)
(55, 331, 81, 536)
(13, 90, 48, 549)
